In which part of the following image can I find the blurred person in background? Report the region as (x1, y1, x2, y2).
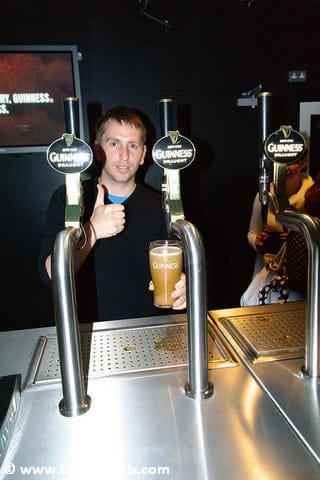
(241, 151, 313, 306)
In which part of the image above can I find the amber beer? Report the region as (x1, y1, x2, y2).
(149, 240, 183, 308)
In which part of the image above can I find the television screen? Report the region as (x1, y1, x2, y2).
(0, 45, 83, 154)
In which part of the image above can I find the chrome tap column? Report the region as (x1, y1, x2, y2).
(47, 97, 93, 416)
(153, 99, 213, 399)
(276, 211, 320, 379)
(52, 227, 91, 415)
(264, 125, 320, 379)
(171, 219, 214, 398)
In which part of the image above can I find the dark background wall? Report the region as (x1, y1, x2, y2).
(1, 0, 320, 331)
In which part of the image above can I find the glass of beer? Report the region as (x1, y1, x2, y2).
(149, 239, 183, 308)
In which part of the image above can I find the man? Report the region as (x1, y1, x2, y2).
(39, 106, 186, 322)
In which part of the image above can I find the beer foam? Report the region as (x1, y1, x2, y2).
(150, 246, 182, 257)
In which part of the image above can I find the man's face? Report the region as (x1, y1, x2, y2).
(95, 119, 146, 185)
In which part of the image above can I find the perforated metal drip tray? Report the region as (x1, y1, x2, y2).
(26, 321, 238, 386)
(217, 309, 305, 364)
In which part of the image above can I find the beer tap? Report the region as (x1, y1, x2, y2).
(277, 210, 320, 379)
(47, 97, 93, 416)
(257, 92, 272, 229)
(237, 86, 272, 229)
(264, 126, 320, 379)
(153, 99, 213, 399)
(158, 98, 184, 232)
(264, 125, 305, 211)
(63, 98, 83, 228)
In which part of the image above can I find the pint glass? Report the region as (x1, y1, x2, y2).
(149, 239, 183, 308)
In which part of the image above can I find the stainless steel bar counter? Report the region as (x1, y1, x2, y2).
(0, 309, 319, 479)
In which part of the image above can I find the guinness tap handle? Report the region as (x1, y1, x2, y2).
(258, 92, 272, 151)
(159, 99, 174, 233)
(63, 97, 84, 225)
(264, 125, 306, 212)
(159, 98, 174, 136)
(47, 97, 92, 228)
(64, 97, 80, 137)
(257, 92, 272, 229)
(153, 100, 195, 227)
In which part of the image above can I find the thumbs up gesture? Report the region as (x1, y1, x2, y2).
(90, 184, 125, 240)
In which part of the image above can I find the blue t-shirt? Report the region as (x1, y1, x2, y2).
(107, 193, 128, 204)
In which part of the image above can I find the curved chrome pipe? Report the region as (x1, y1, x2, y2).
(171, 219, 214, 399)
(276, 211, 320, 379)
(52, 227, 91, 416)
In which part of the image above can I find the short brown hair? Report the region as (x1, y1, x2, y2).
(95, 106, 147, 144)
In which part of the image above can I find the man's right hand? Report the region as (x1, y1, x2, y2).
(90, 184, 126, 240)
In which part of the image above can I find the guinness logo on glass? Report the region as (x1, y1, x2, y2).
(264, 125, 306, 164)
(152, 130, 195, 170)
(47, 134, 93, 174)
